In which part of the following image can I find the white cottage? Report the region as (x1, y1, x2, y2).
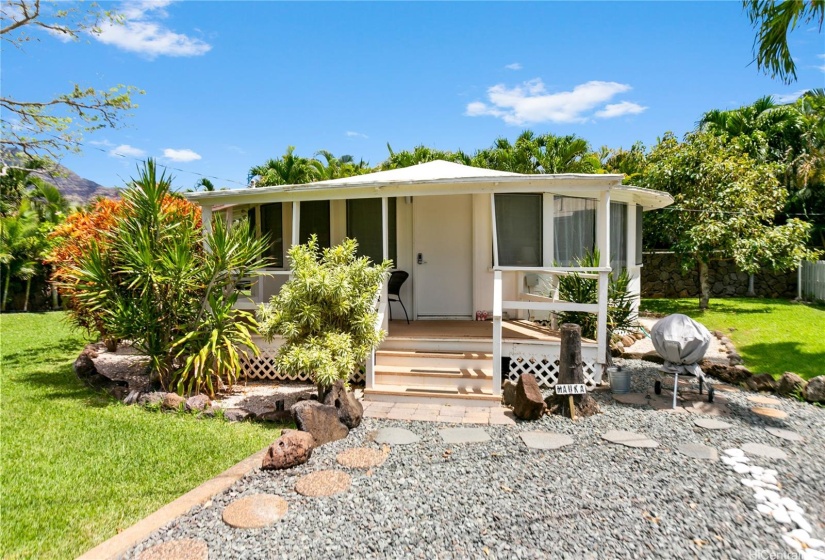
(186, 160, 673, 406)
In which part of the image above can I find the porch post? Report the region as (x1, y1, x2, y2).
(596, 191, 611, 367)
(492, 270, 503, 396)
(626, 203, 640, 316)
(381, 197, 390, 332)
(201, 205, 213, 252)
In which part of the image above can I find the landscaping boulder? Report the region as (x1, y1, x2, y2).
(502, 379, 517, 407)
(224, 408, 253, 422)
(777, 372, 807, 397)
(73, 344, 99, 378)
(745, 373, 777, 393)
(291, 400, 349, 446)
(701, 362, 751, 384)
(137, 391, 165, 406)
(261, 430, 315, 470)
(620, 335, 635, 348)
(258, 409, 293, 423)
(323, 380, 363, 429)
(162, 392, 186, 410)
(804, 376, 825, 403)
(185, 394, 211, 412)
(512, 373, 545, 421)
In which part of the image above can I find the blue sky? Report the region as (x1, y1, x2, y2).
(4, 1, 824, 190)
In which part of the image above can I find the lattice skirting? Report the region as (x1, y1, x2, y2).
(241, 348, 365, 384)
(507, 344, 602, 388)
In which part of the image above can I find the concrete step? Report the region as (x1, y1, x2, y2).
(375, 349, 493, 369)
(363, 384, 501, 407)
(374, 364, 493, 390)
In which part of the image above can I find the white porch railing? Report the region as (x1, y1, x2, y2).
(365, 275, 389, 390)
(492, 266, 611, 396)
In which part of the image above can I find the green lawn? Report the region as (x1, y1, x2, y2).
(641, 298, 825, 380)
(0, 312, 282, 560)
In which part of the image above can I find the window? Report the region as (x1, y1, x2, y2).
(553, 196, 595, 266)
(250, 203, 283, 268)
(635, 204, 643, 266)
(610, 202, 628, 271)
(494, 194, 542, 266)
(346, 198, 397, 265)
(300, 200, 331, 248)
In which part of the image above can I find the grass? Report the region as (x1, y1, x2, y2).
(0, 312, 283, 559)
(640, 298, 825, 380)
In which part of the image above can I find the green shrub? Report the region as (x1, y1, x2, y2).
(554, 250, 637, 340)
(257, 236, 391, 397)
(66, 160, 268, 395)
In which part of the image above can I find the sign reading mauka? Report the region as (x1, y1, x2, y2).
(555, 384, 586, 395)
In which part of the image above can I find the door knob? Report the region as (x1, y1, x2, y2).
(417, 253, 426, 264)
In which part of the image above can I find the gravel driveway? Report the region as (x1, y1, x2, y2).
(123, 361, 825, 560)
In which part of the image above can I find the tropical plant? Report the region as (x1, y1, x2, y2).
(554, 251, 637, 341)
(257, 236, 391, 398)
(249, 146, 319, 186)
(65, 159, 267, 395)
(472, 131, 602, 174)
(639, 131, 819, 309)
(0, 204, 41, 311)
(744, 0, 825, 84)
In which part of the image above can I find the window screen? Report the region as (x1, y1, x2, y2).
(346, 198, 397, 265)
(300, 200, 331, 248)
(635, 204, 644, 266)
(260, 202, 283, 268)
(494, 194, 542, 266)
(553, 196, 595, 266)
(610, 202, 628, 271)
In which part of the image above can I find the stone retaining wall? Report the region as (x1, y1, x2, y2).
(641, 252, 797, 299)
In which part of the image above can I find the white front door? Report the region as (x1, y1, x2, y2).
(413, 194, 473, 319)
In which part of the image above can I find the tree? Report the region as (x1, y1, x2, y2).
(745, 0, 825, 84)
(601, 141, 648, 184)
(380, 144, 471, 170)
(472, 131, 602, 174)
(1, 0, 141, 161)
(0, 205, 40, 310)
(639, 131, 818, 309)
(311, 150, 370, 180)
(193, 178, 216, 192)
(249, 146, 319, 186)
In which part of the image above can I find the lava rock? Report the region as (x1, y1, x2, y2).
(261, 430, 315, 470)
(502, 380, 517, 406)
(323, 380, 363, 429)
(511, 373, 545, 421)
(137, 391, 165, 407)
(777, 372, 807, 397)
(745, 373, 777, 393)
(73, 344, 99, 378)
(702, 362, 751, 384)
(804, 375, 825, 403)
(224, 408, 253, 422)
(162, 392, 186, 410)
(258, 410, 293, 423)
(123, 389, 143, 405)
(185, 394, 211, 412)
(291, 400, 349, 445)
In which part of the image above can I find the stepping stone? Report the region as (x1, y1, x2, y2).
(601, 430, 659, 448)
(222, 494, 288, 529)
(336, 447, 388, 469)
(438, 427, 491, 444)
(741, 443, 788, 460)
(520, 431, 574, 450)
(612, 393, 648, 405)
(694, 418, 733, 430)
(676, 443, 718, 460)
(295, 470, 351, 497)
(747, 395, 781, 405)
(751, 406, 789, 420)
(688, 401, 731, 417)
(372, 427, 420, 445)
(765, 427, 804, 442)
(138, 539, 208, 560)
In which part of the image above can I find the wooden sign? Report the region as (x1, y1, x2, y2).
(555, 384, 586, 395)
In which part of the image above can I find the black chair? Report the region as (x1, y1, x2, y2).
(388, 270, 410, 324)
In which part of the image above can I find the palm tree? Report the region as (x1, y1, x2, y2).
(745, 0, 825, 84)
(249, 146, 318, 186)
(194, 177, 216, 192)
(0, 205, 41, 311)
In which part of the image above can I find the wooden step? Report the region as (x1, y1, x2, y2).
(363, 384, 502, 407)
(375, 349, 493, 369)
(379, 337, 494, 353)
(374, 364, 493, 390)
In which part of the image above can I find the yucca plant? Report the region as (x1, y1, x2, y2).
(67, 159, 268, 395)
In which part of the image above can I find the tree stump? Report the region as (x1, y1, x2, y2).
(545, 323, 600, 418)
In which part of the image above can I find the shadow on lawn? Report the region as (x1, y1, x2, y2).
(2, 338, 86, 369)
(740, 341, 825, 381)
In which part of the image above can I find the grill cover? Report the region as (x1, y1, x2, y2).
(650, 314, 711, 376)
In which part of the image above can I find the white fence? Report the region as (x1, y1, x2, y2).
(799, 261, 825, 302)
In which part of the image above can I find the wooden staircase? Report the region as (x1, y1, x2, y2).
(363, 347, 502, 407)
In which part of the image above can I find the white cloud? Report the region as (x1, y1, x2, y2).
(345, 131, 368, 139)
(594, 101, 648, 118)
(94, 1, 211, 59)
(773, 90, 808, 104)
(465, 79, 644, 125)
(163, 148, 201, 162)
(504, 62, 522, 71)
(225, 145, 246, 155)
(109, 144, 146, 158)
